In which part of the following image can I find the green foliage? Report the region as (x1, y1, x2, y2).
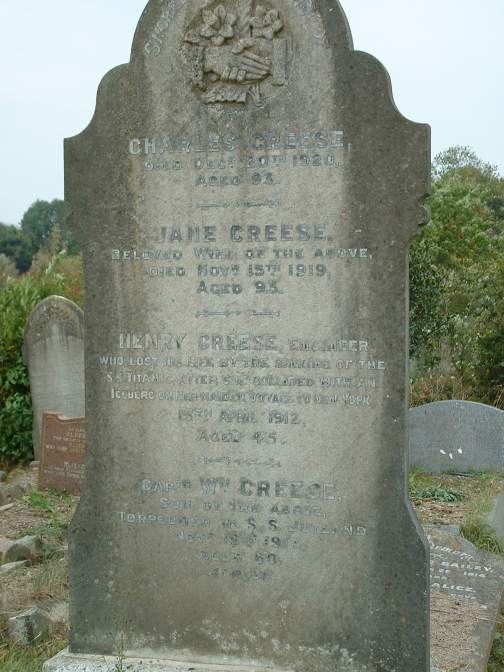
(0, 200, 80, 275)
(414, 486, 465, 502)
(0, 254, 18, 286)
(0, 257, 65, 464)
(409, 235, 448, 364)
(22, 490, 74, 545)
(23, 490, 55, 513)
(20, 199, 65, 252)
(0, 224, 33, 273)
(0, 638, 67, 672)
(472, 255, 504, 402)
(19, 199, 80, 258)
(488, 627, 504, 671)
(460, 518, 504, 555)
(411, 146, 504, 404)
(432, 145, 499, 182)
(408, 469, 465, 502)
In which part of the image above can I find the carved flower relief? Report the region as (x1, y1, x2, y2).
(183, 0, 287, 104)
(250, 6, 282, 40)
(200, 6, 236, 46)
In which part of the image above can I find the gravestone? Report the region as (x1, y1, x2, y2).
(410, 401, 504, 474)
(39, 412, 86, 496)
(488, 491, 504, 548)
(45, 1, 431, 670)
(23, 296, 85, 459)
(428, 527, 504, 672)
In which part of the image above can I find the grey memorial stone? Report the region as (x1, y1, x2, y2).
(23, 296, 85, 459)
(428, 527, 504, 672)
(410, 401, 504, 474)
(45, 1, 431, 670)
(488, 491, 504, 548)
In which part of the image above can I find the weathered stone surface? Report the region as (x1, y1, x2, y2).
(44, 651, 281, 672)
(47, 656, 451, 672)
(47, 601, 69, 627)
(0, 471, 6, 482)
(428, 527, 504, 672)
(0, 485, 8, 506)
(410, 401, 504, 474)
(0, 536, 10, 563)
(8, 607, 52, 646)
(4, 535, 43, 565)
(23, 296, 85, 459)
(39, 413, 86, 495)
(0, 503, 14, 513)
(45, 652, 445, 672)
(48, 1, 431, 671)
(0, 560, 29, 575)
(8, 483, 27, 500)
(488, 490, 504, 547)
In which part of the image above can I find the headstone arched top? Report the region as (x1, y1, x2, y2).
(23, 295, 84, 352)
(23, 296, 84, 459)
(67, 0, 428, 250)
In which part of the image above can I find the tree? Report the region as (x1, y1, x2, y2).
(19, 199, 80, 257)
(0, 253, 18, 286)
(409, 235, 448, 365)
(410, 147, 504, 402)
(0, 223, 33, 273)
(20, 199, 66, 252)
(432, 146, 499, 182)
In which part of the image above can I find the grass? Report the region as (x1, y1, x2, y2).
(488, 616, 504, 672)
(409, 468, 465, 503)
(0, 557, 68, 631)
(410, 468, 502, 516)
(460, 519, 504, 555)
(23, 491, 56, 514)
(0, 634, 67, 672)
(14, 489, 76, 559)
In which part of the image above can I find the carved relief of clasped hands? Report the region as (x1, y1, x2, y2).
(204, 42, 271, 83)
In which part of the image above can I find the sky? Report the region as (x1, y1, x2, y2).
(1, 0, 503, 225)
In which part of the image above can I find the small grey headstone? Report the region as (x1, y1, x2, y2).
(488, 491, 504, 548)
(410, 401, 504, 474)
(46, 0, 431, 670)
(4, 535, 43, 565)
(23, 296, 85, 459)
(429, 527, 504, 672)
(0, 560, 29, 576)
(8, 607, 51, 646)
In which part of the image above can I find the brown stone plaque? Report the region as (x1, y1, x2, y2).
(38, 413, 86, 496)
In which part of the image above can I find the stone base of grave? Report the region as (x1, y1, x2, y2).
(44, 649, 442, 672)
(43, 650, 287, 672)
